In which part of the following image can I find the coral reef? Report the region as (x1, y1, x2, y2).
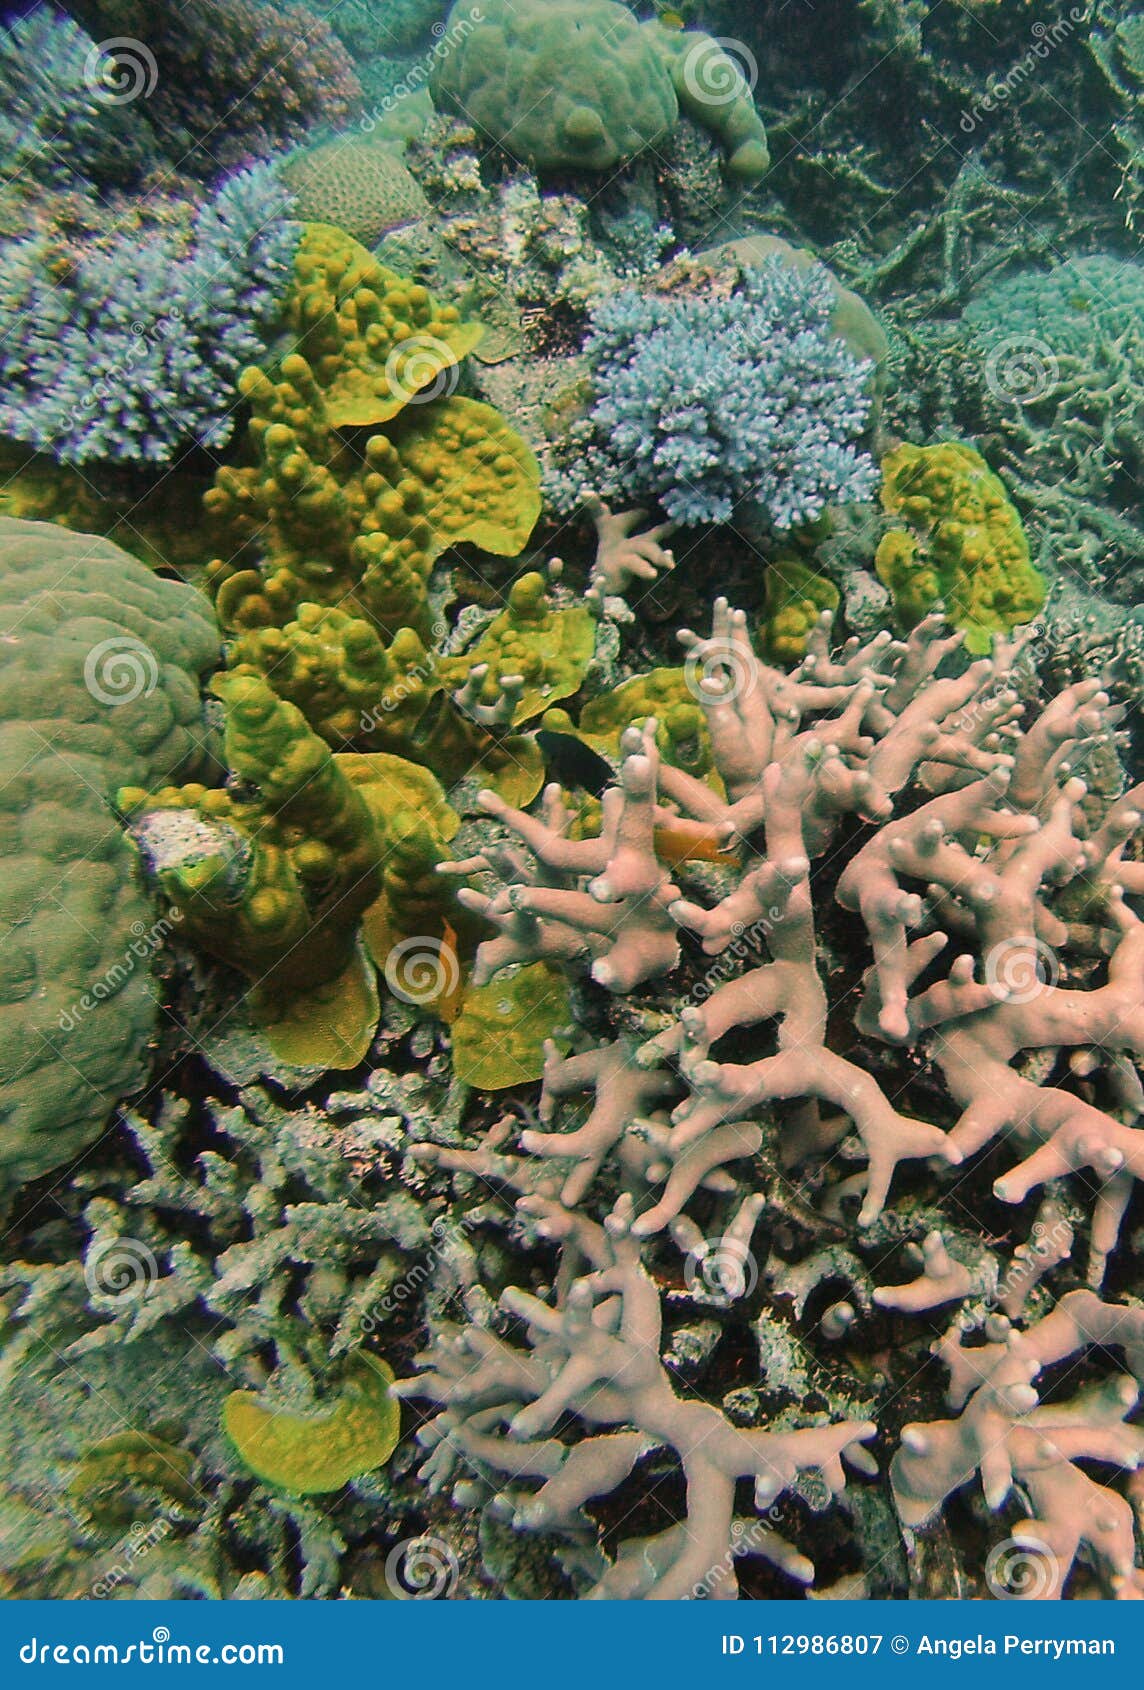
(0, 518, 219, 1201)
(398, 1194, 876, 1599)
(401, 601, 1144, 1594)
(3, 0, 1144, 1611)
(551, 259, 878, 527)
(205, 227, 541, 643)
(0, 166, 296, 465)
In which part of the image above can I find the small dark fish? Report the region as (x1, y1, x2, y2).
(535, 730, 616, 797)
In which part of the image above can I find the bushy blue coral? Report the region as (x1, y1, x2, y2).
(577, 260, 878, 528)
(0, 5, 155, 190)
(0, 166, 298, 465)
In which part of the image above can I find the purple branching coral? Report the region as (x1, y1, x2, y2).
(395, 1195, 876, 1600)
(399, 601, 1144, 1597)
(892, 1292, 1144, 1599)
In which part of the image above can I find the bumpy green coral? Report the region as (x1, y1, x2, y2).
(429, 0, 768, 181)
(205, 229, 542, 644)
(227, 601, 550, 807)
(451, 963, 573, 1089)
(556, 668, 716, 781)
(649, 22, 770, 182)
(436, 573, 595, 724)
(120, 675, 383, 1006)
(874, 442, 1045, 654)
(283, 223, 483, 428)
(761, 556, 841, 663)
(280, 141, 431, 249)
(0, 518, 219, 1201)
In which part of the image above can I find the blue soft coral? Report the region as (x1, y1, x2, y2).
(0, 166, 297, 465)
(580, 260, 878, 528)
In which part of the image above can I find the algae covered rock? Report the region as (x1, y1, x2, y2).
(0, 518, 219, 1200)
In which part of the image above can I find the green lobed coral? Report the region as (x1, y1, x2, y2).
(428, 0, 767, 181)
(874, 441, 1045, 654)
(0, 518, 219, 1201)
(206, 226, 541, 643)
(119, 673, 383, 1020)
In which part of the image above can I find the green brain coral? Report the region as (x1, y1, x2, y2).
(0, 518, 219, 1201)
(874, 442, 1045, 654)
(280, 140, 431, 250)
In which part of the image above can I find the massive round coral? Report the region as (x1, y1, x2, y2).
(0, 519, 219, 1202)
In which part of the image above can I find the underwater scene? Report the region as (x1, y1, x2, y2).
(1, 0, 1143, 1607)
